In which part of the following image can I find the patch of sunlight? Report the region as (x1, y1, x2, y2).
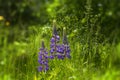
(107, 11, 113, 16)
(81, 18, 86, 23)
(68, 76, 76, 80)
(83, 68, 87, 73)
(14, 41, 27, 46)
(34, 74, 37, 80)
(41, 26, 51, 34)
(46, 0, 60, 17)
(0, 16, 4, 21)
(5, 21, 10, 26)
(13, 41, 27, 55)
(3, 74, 11, 80)
(0, 58, 6, 66)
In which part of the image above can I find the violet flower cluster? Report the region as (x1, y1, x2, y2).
(50, 26, 71, 59)
(50, 26, 60, 59)
(38, 24, 71, 72)
(38, 41, 49, 72)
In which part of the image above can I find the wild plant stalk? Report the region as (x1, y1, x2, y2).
(38, 41, 49, 72)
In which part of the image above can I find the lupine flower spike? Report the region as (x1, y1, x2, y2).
(62, 28, 71, 58)
(38, 41, 49, 72)
(57, 27, 71, 59)
(50, 20, 60, 59)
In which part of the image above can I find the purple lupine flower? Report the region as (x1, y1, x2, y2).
(56, 30, 71, 59)
(38, 41, 49, 72)
(56, 44, 71, 59)
(63, 31, 71, 58)
(63, 44, 71, 58)
(50, 25, 60, 59)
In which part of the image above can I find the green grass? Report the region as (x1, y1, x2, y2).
(0, 26, 120, 80)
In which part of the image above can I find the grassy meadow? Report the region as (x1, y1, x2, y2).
(0, 0, 120, 80)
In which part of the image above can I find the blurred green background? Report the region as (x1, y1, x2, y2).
(0, 0, 120, 80)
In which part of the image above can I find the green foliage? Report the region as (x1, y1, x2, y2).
(0, 0, 120, 80)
